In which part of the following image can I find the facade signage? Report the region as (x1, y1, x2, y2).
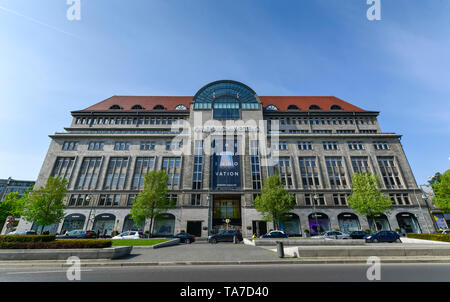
(212, 141, 241, 190)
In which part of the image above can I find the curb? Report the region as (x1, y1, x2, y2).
(2, 257, 450, 268)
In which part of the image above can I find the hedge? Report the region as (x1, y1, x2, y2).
(406, 233, 450, 243)
(0, 235, 56, 243)
(0, 240, 112, 249)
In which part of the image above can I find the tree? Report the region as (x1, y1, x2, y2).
(428, 172, 442, 185)
(431, 169, 450, 212)
(253, 174, 296, 229)
(347, 172, 392, 231)
(130, 170, 175, 237)
(22, 176, 68, 234)
(0, 191, 28, 228)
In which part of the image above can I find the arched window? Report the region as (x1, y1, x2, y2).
(287, 105, 300, 110)
(330, 104, 343, 110)
(308, 104, 322, 110)
(174, 104, 187, 110)
(265, 105, 279, 111)
(153, 105, 166, 110)
(131, 104, 144, 110)
(109, 104, 123, 110)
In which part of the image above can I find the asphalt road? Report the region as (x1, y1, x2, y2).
(1, 263, 450, 282)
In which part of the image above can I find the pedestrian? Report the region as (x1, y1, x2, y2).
(103, 229, 107, 238)
(97, 229, 100, 238)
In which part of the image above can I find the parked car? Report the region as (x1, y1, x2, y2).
(365, 230, 401, 243)
(260, 230, 288, 239)
(56, 230, 97, 239)
(350, 231, 371, 239)
(112, 231, 142, 240)
(208, 230, 243, 243)
(168, 233, 196, 244)
(441, 229, 450, 234)
(6, 230, 37, 235)
(311, 231, 351, 239)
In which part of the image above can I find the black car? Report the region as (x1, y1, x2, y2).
(208, 230, 243, 243)
(169, 233, 196, 244)
(350, 231, 370, 239)
(57, 230, 98, 239)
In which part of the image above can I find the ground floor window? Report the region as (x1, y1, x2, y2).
(368, 214, 391, 232)
(122, 215, 144, 232)
(93, 214, 116, 236)
(61, 214, 86, 233)
(31, 223, 59, 234)
(280, 213, 301, 236)
(308, 213, 330, 235)
(396, 212, 421, 234)
(153, 213, 175, 236)
(338, 213, 360, 233)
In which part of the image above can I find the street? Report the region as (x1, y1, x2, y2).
(1, 263, 450, 282)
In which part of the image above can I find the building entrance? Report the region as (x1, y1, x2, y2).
(212, 195, 242, 233)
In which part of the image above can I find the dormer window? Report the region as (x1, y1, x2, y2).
(287, 105, 300, 111)
(174, 104, 187, 110)
(308, 104, 322, 110)
(265, 105, 279, 111)
(131, 104, 144, 110)
(330, 104, 343, 110)
(109, 104, 123, 110)
(153, 105, 166, 110)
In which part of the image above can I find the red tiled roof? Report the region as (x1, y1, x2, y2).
(79, 95, 365, 112)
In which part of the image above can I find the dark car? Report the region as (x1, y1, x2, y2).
(350, 231, 371, 239)
(169, 233, 196, 244)
(260, 230, 288, 239)
(208, 230, 243, 243)
(365, 230, 401, 243)
(56, 230, 98, 239)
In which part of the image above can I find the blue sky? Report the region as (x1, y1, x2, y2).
(0, 0, 449, 184)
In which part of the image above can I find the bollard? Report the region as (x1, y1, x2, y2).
(276, 241, 284, 258)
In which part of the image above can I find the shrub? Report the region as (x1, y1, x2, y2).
(0, 239, 112, 249)
(406, 233, 450, 243)
(0, 235, 56, 243)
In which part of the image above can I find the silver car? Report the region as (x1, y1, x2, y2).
(312, 231, 351, 239)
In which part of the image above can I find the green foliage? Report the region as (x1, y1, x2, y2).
(407, 233, 450, 243)
(0, 239, 111, 249)
(130, 170, 175, 236)
(253, 175, 296, 229)
(347, 173, 392, 230)
(431, 169, 450, 212)
(428, 172, 442, 185)
(347, 172, 392, 216)
(22, 177, 68, 232)
(0, 188, 31, 225)
(0, 235, 55, 243)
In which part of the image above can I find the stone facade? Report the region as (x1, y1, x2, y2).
(16, 80, 435, 237)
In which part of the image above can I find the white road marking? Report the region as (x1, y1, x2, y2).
(6, 269, 93, 275)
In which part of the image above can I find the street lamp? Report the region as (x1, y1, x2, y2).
(413, 187, 431, 233)
(313, 193, 320, 235)
(85, 194, 95, 231)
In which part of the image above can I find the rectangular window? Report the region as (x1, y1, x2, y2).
(114, 142, 130, 151)
(348, 142, 364, 150)
(132, 157, 156, 189)
(325, 157, 347, 187)
(373, 141, 389, 150)
(333, 194, 347, 205)
(62, 141, 78, 151)
(162, 157, 182, 188)
(75, 157, 102, 190)
(88, 141, 104, 151)
(298, 157, 320, 187)
(191, 194, 201, 206)
(250, 141, 262, 190)
(192, 141, 204, 190)
(297, 142, 313, 150)
(377, 157, 403, 188)
(304, 194, 311, 206)
(51, 157, 76, 180)
(103, 157, 129, 190)
(322, 141, 338, 150)
(127, 194, 136, 207)
(351, 156, 371, 174)
(273, 157, 294, 188)
(140, 141, 156, 151)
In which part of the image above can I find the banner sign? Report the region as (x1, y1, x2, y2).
(212, 151, 241, 190)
